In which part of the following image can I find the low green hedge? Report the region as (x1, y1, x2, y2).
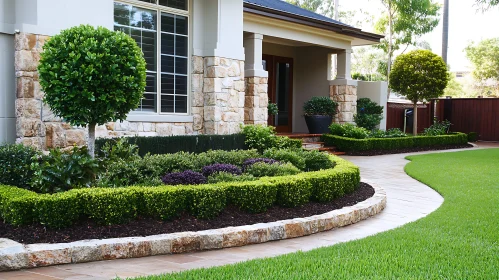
(0, 157, 360, 228)
(95, 134, 246, 157)
(322, 133, 468, 152)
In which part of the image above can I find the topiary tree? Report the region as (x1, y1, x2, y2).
(38, 25, 146, 157)
(389, 50, 449, 135)
(354, 98, 384, 131)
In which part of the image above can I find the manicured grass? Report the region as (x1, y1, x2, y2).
(132, 149, 499, 279)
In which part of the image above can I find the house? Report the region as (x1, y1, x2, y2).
(0, 0, 385, 149)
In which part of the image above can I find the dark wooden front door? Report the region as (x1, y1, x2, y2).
(263, 55, 293, 133)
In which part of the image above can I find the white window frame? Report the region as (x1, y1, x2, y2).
(115, 0, 192, 121)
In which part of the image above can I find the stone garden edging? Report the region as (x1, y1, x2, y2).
(0, 181, 386, 271)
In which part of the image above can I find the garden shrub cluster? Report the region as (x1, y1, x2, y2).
(0, 156, 359, 228)
(322, 133, 468, 152)
(241, 125, 302, 153)
(354, 98, 384, 131)
(0, 144, 40, 189)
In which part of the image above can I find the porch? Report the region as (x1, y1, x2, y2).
(242, 8, 387, 133)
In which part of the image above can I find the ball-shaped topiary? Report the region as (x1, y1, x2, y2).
(389, 50, 449, 135)
(38, 25, 146, 157)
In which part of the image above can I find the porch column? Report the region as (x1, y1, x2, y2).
(243, 33, 268, 125)
(330, 49, 357, 124)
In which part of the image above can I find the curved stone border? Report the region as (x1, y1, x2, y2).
(0, 183, 386, 271)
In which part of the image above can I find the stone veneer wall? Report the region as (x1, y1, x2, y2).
(330, 84, 358, 124)
(192, 56, 246, 135)
(244, 77, 268, 125)
(14, 33, 246, 150)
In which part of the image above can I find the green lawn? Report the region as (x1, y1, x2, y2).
(132, 149, 499, 280)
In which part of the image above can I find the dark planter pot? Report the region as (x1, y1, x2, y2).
(304, 115, 333, 134)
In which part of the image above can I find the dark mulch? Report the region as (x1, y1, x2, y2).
(0, 183, 374, 245)
(345, 144, 473, 156)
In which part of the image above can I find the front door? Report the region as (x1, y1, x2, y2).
(263, 55, 293, 133)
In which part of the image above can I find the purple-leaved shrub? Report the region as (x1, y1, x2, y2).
(161, 170, 207, 186)
(202, 164, 242, 177)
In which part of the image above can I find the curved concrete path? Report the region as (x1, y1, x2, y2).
(3, 147, 487, 280)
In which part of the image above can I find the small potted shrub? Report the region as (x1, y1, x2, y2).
(268, 102, 278, 126)
(303, 96, 338, 134)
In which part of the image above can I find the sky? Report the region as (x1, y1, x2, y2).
(340, 0, 499, 71)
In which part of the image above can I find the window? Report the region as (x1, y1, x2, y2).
(114, 0, 189, 114)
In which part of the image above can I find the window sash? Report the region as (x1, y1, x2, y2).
(114, 0, 189, 115)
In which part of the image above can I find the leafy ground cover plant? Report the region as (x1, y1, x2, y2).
(263, 148, 306, 170)
(0, 144, 40, 189)
(421, 119, 452, 136)
(207, 172, 257, 184)
(31, 146, 100, 193)
(242, 158, 280, 171)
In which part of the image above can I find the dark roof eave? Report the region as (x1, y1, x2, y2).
(243, 3, 384, 43)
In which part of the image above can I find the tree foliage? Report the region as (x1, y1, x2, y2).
(389, 50, 448, 134)
(465, 38, 499, 85)
(475, 0, 499, 11)
(286, 0, 335, 18)
(38, 25, 146, 157)
(444, 73, 466, 98)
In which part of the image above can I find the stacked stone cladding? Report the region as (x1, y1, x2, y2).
(14, 33, 249, 150)
(329, 84, 358, 124)
(244, 77, 269, 125)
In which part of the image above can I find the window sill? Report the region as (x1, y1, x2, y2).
(126, 114, 194, 123)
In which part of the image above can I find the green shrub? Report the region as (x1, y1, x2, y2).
(31, 146, 101, 193)
(207, 172, 257, 184)
(98, 137, 139, 162)
(0, 186, 38, 225)
(263, 148, 306, 170)
(322, 133, 468, 152)
(0, 144, 40, 189)
(198, 149, 260, 168)
(184, 186, 226, 219)
(421, 119, 452, 136)
(81, 188, 141, 225)
(301, 150, 336, 171)
(329, 123, 369, 139)
(241, 125, 301, 153)
(303, 96, 338, 116)
(96, 158, 143, 188)
(225, 181, 277, 213)
(244, 162, 301, 178)
(468, 132, 478, 142)
(96, 134, 246, 156)
(264, 176, 312, 207)
(143, 187, 187, 220)
(35, 192, 82, 228)
(354, 98, 384, 130)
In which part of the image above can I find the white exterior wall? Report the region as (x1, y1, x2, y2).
(12, 0, 113, 36)
(357, 81, 388, 130)
(0, 34, 16, 144)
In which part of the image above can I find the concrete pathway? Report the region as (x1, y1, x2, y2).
(3, 145, 496, 280)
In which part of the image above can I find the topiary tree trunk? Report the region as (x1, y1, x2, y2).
(88, 123, 96, 159)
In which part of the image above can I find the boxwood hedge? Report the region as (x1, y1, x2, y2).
(0, 156, 360, 229)
(322, 133, 468, 152)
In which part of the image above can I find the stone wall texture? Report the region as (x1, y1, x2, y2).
(14, 33, 248, 150)
(244, 76, 269, 125)
(193, 56, 246, 135)
(330, 84, 358, 124)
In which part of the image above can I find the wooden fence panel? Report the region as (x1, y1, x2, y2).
(386, 102, 431, 134)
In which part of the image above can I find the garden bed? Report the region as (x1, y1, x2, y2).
(0, 182, 374, 244)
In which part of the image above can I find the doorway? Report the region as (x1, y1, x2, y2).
(263, 55, 294, 133)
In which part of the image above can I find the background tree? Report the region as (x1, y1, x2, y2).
(389, 50, 449, 135)
(465, 38, 499, 93)
(475, 0, 499, 11)
(444, 73, 466, 98)
(376, 0, 441, 99)
(286, 0, 335, 18)
(38, 25, 146, 157)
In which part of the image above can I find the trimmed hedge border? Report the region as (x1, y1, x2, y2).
(95, 134, 246, 156)
(322, 133, 468, 152)
(0, 157, 360, 229)
(0, 182, 386, 271)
